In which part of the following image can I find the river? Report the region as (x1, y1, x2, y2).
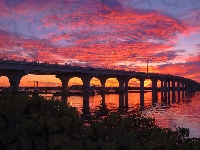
(40, 91, 200, 138)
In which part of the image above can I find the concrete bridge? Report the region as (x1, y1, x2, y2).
(0, 59, 199, 108)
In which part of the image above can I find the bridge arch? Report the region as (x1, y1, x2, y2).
(0, 76, 9, 87)
(105, 78, 119, 88)
(90, 77, 101, 87)
(0, 76, 9, 92)
(128, 77, 140, 88)
(68, 77, 83, 91)
(57, 75, 112, 92)
(20, 75, 61, 88)
(1, 72, 26, 91)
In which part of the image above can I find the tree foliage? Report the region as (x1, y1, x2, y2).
(0, 93, 200, 150)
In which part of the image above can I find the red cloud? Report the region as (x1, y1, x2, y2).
(0, 0, 200, 84)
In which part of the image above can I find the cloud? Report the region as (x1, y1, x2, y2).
(152, 49, 185, 62)
(195, 44, 200, 49)
(178, 5, 200, 33)
(29, 0, 186, 66)
(0, 0, 200, 83)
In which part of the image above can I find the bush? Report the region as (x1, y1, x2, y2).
(0, 93, 200, 149)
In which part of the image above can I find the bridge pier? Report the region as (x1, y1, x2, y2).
(56, 75, 73, 103)
(56, 75, 72, 101)
(117, 76, 125, 92)
(119, 93, 124, 109)
(138, 77, 145, 107)
(177, 80, 180, 101)
(185, 80, 190, 97)
(82, 94, 90, 116)
(80, 75, 93, 116)
(182, 82, 186, 98)
(80, 74, 93, 95)
(172, 80, 175, 102)
(151, 77, 158, 105)
(160, 80, 164, 101)
(117, 76, 129, 108)
(100, 93, 106, 110)
(99, 76, 107, 94)
(6, 70, 26, 91)
(124, 80, 129, 108)
(181, 81, 184, 98)
(167, 79, 170, 104)
(96, 93, 107, 117)
(163, 79, 168, 104)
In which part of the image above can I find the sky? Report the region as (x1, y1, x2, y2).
(0, 0, 200, 87)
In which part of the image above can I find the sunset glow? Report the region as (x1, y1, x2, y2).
(0, 0, 200, 87)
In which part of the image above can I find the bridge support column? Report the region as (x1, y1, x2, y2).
(182, 82, 186, 91)
(6, 70, 26, 91)
(186, 81, 189, 91)
(80, 75, 92, 95)
(183, 81, 186, 91)
(118, 76, 125, 93)
(95, 92, 107, 117)
(185, 81, 190, 96)
(56, 75, 73, 103)
(167, 79, 170, 104)
(138, 77, 145, 108)
(56, 75, 72, 93)
(80, 75, 92, 116)
(100, 93, 106, 110)
(119, 93, 124, 109)
(117, 76, 126, 109)
(99, 76, 107, 94)
(160, 80, 164, 101)
(82, 94, 90, 116)
(98, 76, 107, 113)
(177, 81, 180, 91)
(172, 80, 175, 102)
(181, 82, 185, 98)
(163, 79, 168, 104)
(124, 79, 129, 108)
(151, 77, 158, 105)
(177, 81, 180, 101)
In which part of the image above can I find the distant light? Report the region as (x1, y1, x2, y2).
(111, 52, 113, 53)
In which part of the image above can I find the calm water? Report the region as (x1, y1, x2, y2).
(41, 91, 200, 138)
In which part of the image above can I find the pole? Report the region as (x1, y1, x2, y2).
(147, 60, 150, 73)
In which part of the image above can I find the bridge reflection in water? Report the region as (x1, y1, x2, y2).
(41, 90, 200, 138)
(42, 90, 195, 117)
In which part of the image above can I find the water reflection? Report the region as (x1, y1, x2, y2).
(41, 91, 200, 138)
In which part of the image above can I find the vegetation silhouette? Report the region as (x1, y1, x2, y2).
(0, 92, 200, 149)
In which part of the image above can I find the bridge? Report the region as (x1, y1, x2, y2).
(0, 59, 199, 108)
